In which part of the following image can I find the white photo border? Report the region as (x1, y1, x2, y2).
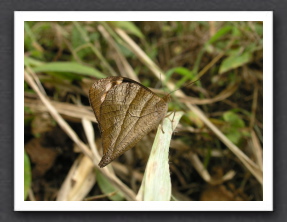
(15, 11, 273, 211)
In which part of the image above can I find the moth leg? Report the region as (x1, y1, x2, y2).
(165, 111, 176, 122)
(172, 111, 176, 122)
(164, 112, 177, 131)
(165, 112, 172, 118)
(160, 123, 165, 134)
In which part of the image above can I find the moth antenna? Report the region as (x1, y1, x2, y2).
(167, 78, 201, 97)
(158, 72, 164, 92)
(160, 123, 165, 134)
(160, 72, 162, 88)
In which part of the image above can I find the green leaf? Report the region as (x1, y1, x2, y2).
(72, 25, 85, 48)
(226, 48, 243, 57)
(223, 111, 245, 128)
(33, 62, 106, 78)
(208, 26, 233, 45)
(219, 52, 252, 74)
(109, 21, 144, 38)
(203, 147, 212, 168)
(225, 129, 242, 145)
(72, 21, 90, 43)
(222, 111, 246, 145)
(24, 22, 36, 43)
(245, 43, 259, 54)
(71, 25, 94, 59)
(172, 67, 192, 77)
(24, 56, 44, 67)
(96, 170, 125, 201)
(232, 26, 241, 37)
(165, 67, 194, 83)
(24, 151, 32, 200)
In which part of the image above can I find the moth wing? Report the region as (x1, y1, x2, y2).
(99, 82, 168, 167)
(89, 77, 123, 131)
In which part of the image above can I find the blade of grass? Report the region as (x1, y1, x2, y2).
(98, 25, 139, 81)
(96, 170, 125, 201)
(73, 21, 118, 76)
(108, 21, 144, 39)
(24, 22, 44, 52)
(33, 62, 105, 78)
(24, 151, 32, 200)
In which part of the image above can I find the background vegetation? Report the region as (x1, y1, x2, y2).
(24, 21, 263, 201)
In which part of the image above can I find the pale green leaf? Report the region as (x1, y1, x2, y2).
(137, 111, 184, 201)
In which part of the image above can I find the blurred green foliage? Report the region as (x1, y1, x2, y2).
(96, 170, 124, 201)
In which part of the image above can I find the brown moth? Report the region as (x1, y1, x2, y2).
(89, 76, 170, 168)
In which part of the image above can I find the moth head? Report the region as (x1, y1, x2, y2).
(155, 96, 169, 115)
(162, 94, 171, 103)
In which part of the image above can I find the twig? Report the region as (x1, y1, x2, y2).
(25, 97, 97, 123)
(28, 189, 36, 201)
(251, 130, 263, 171)
(250, 83, 259, 129)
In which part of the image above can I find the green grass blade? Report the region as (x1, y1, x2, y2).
(24, 151, 32, 200)
(109, 21, 144, 38)
(96, 170, 125, 201)
(33, 62, 106, 78)
(219, 52, 252, 74)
